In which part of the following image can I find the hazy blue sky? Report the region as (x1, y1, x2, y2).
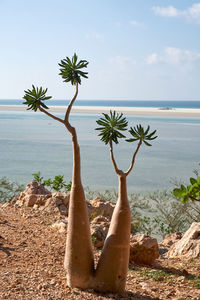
(0, 0, 200, 100)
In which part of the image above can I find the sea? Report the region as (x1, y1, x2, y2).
(1, 99, 200, 108)
(0, 99, 200, 193)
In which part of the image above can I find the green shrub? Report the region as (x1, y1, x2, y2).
(173, 176, 200, 203)
(146, 190, 192, 238)
(85, 188, 200, 239)
(0, 177, 24, 203)
(32, 172, 71, 192)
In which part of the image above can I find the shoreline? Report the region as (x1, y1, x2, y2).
(1, 104, 200, 117)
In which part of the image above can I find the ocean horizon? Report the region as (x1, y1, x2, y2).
(1, 99, 200, 109)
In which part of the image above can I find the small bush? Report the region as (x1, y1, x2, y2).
(32, 172, 71, 192)
(0, 177, 24, 203)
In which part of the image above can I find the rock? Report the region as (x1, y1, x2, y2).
(23, 195, 38, 207)
(90, 224, 107, 248)
(139, 282, 156, 291)
(21, 181, 51, 196)
(16, 182, 71, 211)
(33, 204, 39, 210)
(58, 204, 68, 216)
(18, 182, 51, 207)
(44, 205, 60, 215)
(91, 216, 110, 234)
(45, 197, 63, 207)
(44, 197, 68, 216)
(161, 232, 183, 247)
(51, 219, 68, 233)
(23, 194, 50, 207)
(90, 216, 110, 248)
(52, 192, 70, 207)
(88, 197, 115, 220)
(130, 234, 159, 265)
(168, 222, 200, 259)
(14, 200, 24, 208)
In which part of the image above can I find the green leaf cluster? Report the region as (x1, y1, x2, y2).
(59, 53, 88, 85)
(173, 176, 200, 203)
(44, 175, 68, 192)
(32, 172, 71, 192)
(126, 125, 157, 146)
(23, 85, 52, 111)
(32, 171, 43, 184)
(95, 110, 157, 146)
(95, 111, 128, 144)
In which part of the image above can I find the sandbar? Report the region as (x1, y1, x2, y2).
(0, 105, 200, 117)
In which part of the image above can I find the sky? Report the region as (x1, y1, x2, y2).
(0, 0, 200, 100)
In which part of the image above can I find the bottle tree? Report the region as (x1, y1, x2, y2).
(23, 54, 94, 289)
(23, 55, 158, 295)
(94, 111, 157, 294)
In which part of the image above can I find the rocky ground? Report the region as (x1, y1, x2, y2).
(0, 204, 200, 300)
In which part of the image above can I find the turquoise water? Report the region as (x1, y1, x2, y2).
(1, 99, 200, 108)
(0, 109, 200, 192)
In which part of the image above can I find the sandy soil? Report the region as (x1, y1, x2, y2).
(1, 104, 200, 117)
(0, 203, 200, 300)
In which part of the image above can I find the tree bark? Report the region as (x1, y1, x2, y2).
(64, 128, 94, 289)
(93, 174, 131, 294)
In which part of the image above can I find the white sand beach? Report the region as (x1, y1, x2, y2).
(0, 104, 200, 117)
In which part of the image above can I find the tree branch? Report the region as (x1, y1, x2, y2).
(125, 140, 142, 177)
(189, 195, 200, 202)
(39, 106, 64, 124)
(109, 139, 122, 176)
(64, 82, 78, 134)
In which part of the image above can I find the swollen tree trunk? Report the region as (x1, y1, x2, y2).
(93, 174, 131, 294)
(64, 128, 94, 289)
(37, 80, 94, 289)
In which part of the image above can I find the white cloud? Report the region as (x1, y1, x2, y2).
(152, 5, 182, 18)
(152, 3, 200, 23)
(146, 53, 159, 64)
(130, 20, 145, 28)
(146, 47, 200, 65)
(188, 3, 200, 22)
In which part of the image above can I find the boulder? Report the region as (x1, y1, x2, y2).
(52, 192, 70, 207)
(130, 234, 159, 265)
(18, 182, 51, 207)
(90, 224, 107, 248)
(90, 216, 110, 248)
(51, 219, 68, 233)
(58, 204, 68, 216)
(14, 200, 24, 208)
(91, 216, 110, 234)
(45, 197, 63, 207)
(44, 194, 70, 214)
(24, 194, 38, 207)
(23, 194, 51, 207)
(161, 232, 183, 247)
(20, 181, 51, 196)
(16, 182, 71, 211)
(43, 197, 66, 215)
(168, 222, 200, 259)
(88, 197, 115, 220)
